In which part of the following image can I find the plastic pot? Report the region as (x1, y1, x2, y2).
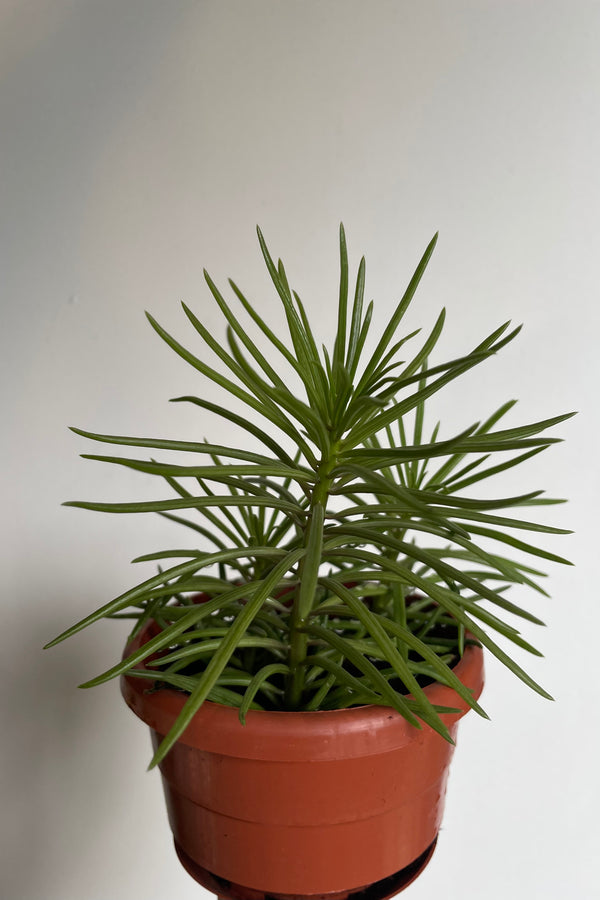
(121, 620, 484, 897)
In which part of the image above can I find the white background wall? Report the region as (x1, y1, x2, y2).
(2, 2, 598, 898)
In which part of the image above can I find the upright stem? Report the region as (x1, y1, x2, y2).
(389, 523, 409, 661)
(285, 443, 339, 708)
(392, 582, 409, 662)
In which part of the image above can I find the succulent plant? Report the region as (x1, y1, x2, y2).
(46, 226, 573, 767)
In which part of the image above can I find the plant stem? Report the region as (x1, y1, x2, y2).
(285, 444, 339, 708)
(392, 582, 409, 662)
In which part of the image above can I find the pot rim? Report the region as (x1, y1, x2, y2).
(120, 619, 485, 761)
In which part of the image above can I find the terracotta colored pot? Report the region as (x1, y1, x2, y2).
(121, 620, 484, 897)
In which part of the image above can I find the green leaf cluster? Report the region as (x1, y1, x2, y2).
(46, 226, 574, 768)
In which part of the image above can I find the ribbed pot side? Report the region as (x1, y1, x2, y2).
(121, 620, 484, 895)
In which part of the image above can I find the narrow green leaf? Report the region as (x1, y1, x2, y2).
(81, 454, 314, 483)
(346, 256, 366, 372)
(63, 494, 304, 517)
(326, 548, 552, 693)
(203, 269, 287, 389)
(157, 511, 229, 550)
(70, 427, 303, 467)
(455, 411, 576, 449)
(332, 526, 545, 625)
(411, 487, 546, 512)
(239, 663, 290, 724)
(292, 290, 332, 412)
(43, 546, 292, 649)
(462, 522, 574, 566)
(149, 548, 305, 767)
(430, 400, 519, 485)
(400, 309, 446, 381)
(302, 622, 422, 728)
(303, 653, 382, 707)
(332, 465, 472, 539)
(320, 578, 453, 740)
(228, 278, 297, 368)
(427, 505, 572, 535)
(444, 447, 545, 493)
(347, 351, 492, 447)
(315, 592, 487, 718)
(169, 395, 311, 468)
(347, 300, 374, 381)
(255, 229, 319, 390)
(355, 233, 438, 395)
(148, 635, 287, 667)
(145, 312, 280, 424)
(341, 423, 480, 467)
(333, 223, 349, 377)
(78, 583, 259, 686)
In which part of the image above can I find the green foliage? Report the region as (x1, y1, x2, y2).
(47, 226, 574, 767)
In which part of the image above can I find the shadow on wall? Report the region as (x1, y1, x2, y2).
(2, 7, 200, 896)
(1, 587, 134, 900)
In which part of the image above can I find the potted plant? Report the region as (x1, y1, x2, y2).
(46, 226, 573, 899)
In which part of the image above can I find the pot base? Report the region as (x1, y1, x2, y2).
(174, 837, 437, 900)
